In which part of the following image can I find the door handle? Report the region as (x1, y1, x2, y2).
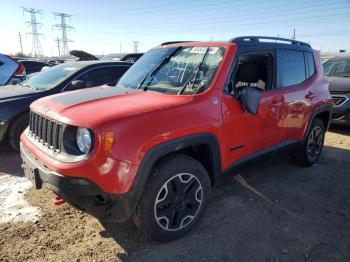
(305, 91, 316, 100)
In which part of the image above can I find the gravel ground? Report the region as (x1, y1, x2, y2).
(0, 126, 349, 262)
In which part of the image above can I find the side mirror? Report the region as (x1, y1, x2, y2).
(67, 80, 85, 90)
(240, 87, 262, 115)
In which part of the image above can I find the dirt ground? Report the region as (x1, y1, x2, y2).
(0, 126, 350, 262)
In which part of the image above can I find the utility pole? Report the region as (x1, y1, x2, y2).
(132, 41, 139, 53)
(292, 29, 296, 40)
(18, 31, 24, 56)
(53, 12, 74, 57)
(55, 37, 61, 57)
(21, 7, 44, 57)
(120, 43, 122, 53)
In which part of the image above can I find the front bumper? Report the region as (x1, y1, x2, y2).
(331, 94, 350, 126)
(0, 121, 9, 141)
(20, 143, 137, 222)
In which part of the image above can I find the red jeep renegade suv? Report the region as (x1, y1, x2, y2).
(21, 36, 333, 241)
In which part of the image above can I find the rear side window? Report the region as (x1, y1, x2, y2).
(305, 52, 316, 78)
(277, 50, 306, 87)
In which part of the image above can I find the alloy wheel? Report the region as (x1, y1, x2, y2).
(154, 173, 203, 231)
(307, 125, 324, 161)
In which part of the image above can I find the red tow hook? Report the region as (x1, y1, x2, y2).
(52, 195, 65, 206)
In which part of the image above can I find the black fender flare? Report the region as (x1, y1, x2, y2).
(119, 133, 221, 220)
(302, 104, 333, 142)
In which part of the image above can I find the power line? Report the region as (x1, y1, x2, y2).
(75, 0, 347, 20)
(21, 7, 44, 57)
(78, 12, 350, 35)
(53, 12, 74, 56)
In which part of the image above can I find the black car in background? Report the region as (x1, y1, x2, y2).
(0, 61, 131, 151)
(101, 53, 144, 63)
(323, 56, 350, 126)
(19, 60, 53, 74)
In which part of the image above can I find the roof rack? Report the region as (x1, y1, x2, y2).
(161, 41, 196, 46)
(229, 36, 311, 48)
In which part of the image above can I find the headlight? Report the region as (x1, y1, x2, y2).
(76, 127, 92, 154)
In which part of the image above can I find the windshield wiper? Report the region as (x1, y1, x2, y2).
(178, 47, 210, 95)
(137, 46, 181, 90)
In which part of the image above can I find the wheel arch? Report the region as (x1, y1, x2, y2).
(123, 133, 221, 219)
(303, 104, 333, 142)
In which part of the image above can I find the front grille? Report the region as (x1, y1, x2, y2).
(332, 96, 347, 106)
(29, 111, 63, 152)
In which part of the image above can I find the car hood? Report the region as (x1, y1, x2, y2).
(327, 76, 350, 93)
(0, 85, 40, 102)
(31, 86, 192, 127)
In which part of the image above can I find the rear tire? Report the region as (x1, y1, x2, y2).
(133, 153, 211, 242)
(8, 114, 29, 152)
(294, 117, 325, 166)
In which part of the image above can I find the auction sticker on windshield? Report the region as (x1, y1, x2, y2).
(190, 47, 219, 54)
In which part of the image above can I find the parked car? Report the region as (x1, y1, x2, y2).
(69, 50, 99, 61)
(21, 36, 333, 241)
(101, 53, 144, 63)
(0, 61, 131, 151)
(323, 56, 350, 126)
(0, 54, 26, 86)
(18, 60, 53, 75)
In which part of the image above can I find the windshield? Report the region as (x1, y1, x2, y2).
(117, 46, 225, 95)
(20, 63, 80, 90)
(323, 59, 350, 77)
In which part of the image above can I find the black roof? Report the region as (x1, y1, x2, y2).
(230, 36, 312, 51)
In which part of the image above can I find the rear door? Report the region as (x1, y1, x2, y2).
(276, 49, 310, 143)
(0, 55, 19, 86)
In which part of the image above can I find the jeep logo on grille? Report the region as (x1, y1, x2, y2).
(40, 105, 51, 113)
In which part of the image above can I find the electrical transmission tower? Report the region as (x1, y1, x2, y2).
(22, 7, 44, 57)
(53, 12, 74, 56)
(132, 41, 139, 53)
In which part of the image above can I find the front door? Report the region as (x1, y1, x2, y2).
(221, 51, 284, 170)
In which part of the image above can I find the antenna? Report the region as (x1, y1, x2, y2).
(53, 12, 74, 56)
(22, 7, 44, 57)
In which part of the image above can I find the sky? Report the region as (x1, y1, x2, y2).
(0, 0, 349, 57)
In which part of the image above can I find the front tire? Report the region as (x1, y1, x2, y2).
(8, 114, 29, 152)
(133, 154, 211, 242)
(294, 117, 325, 166)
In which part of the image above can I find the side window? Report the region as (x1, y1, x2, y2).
(75, 66, 127, 88)
(305, 52, 316, 78)
(228, 52, 273, 93)
(277, 50, 306, 87)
